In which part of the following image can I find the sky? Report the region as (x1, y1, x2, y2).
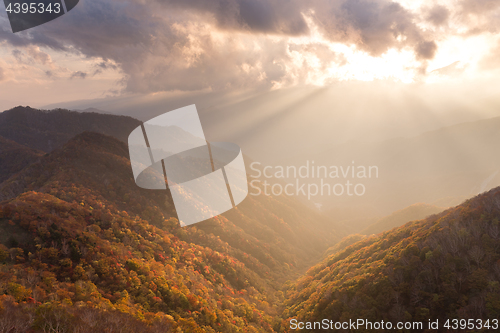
(2, 0, 500, 220)
(1, 0, 500, 110)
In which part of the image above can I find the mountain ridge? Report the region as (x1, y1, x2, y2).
(361, 203, 446, 236)
(0, 128, 339, 331)
(0, 135, 44, 184)
(282, 186, 500, 331)
(0, 106, 141, 152)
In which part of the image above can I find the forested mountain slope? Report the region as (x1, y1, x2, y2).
(283, 187, 500, 331)
(0, 127, 338, 332)
(0, 135, 43, 183)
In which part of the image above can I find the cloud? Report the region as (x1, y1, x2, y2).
(3, 0, 498, 94)
(479, 39, 500, 70)
(158, 0, 439, 59)
(70, 71, 88, 79)
(457, 0, 500, 34)
(11, 46, 53, 65)
(154, 0, 309, 35)
(430, 61, 466, 77)
(0, 20, 66, 51)
(0, 67, 4, 81)
(311, 0, 438, 60)
(461, 0, 500, 15)
(415, 40, 437, 60)
(290, 43, 347, 68)
(424, 5, 450, 26)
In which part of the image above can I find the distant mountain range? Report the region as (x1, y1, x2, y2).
(0, 106, 140, 152)
(362, 203, 446, 235)
(278, 115, 500, 230)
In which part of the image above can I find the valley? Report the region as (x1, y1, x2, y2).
(0, 107, 499, 332)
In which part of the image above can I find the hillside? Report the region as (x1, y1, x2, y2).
(323, 234, 367, 258)
(362, 203, 446, 235)
(0, 129, 338, 332)
(0, 136, 43, 183)
(0, 106, 141, 152)
(286, 115, 500, 230)
(282, 187, 500, 331)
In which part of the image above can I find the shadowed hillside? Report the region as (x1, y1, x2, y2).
(0, 106, 141, 152)
(0, 135, 43, 183)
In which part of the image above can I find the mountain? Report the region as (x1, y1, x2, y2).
(74, 107, 113, 114)
(0, 135, 43, 183)
(0, 129, 338, 332)
(361, 203, 446, 235)
(282, 115, 500, 231)
(282, 187, 500, 331)
(0, 106, 141, 152)
(323, 234, 367, 258)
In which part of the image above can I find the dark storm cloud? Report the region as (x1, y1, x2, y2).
(155, 0, 309, 35)
(0, 1, 163, 58)
(160, 0, 440, 56)
(158, 0, 437, 58)
(311, 0, 437, 58)
(0, 16, 66, 51)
